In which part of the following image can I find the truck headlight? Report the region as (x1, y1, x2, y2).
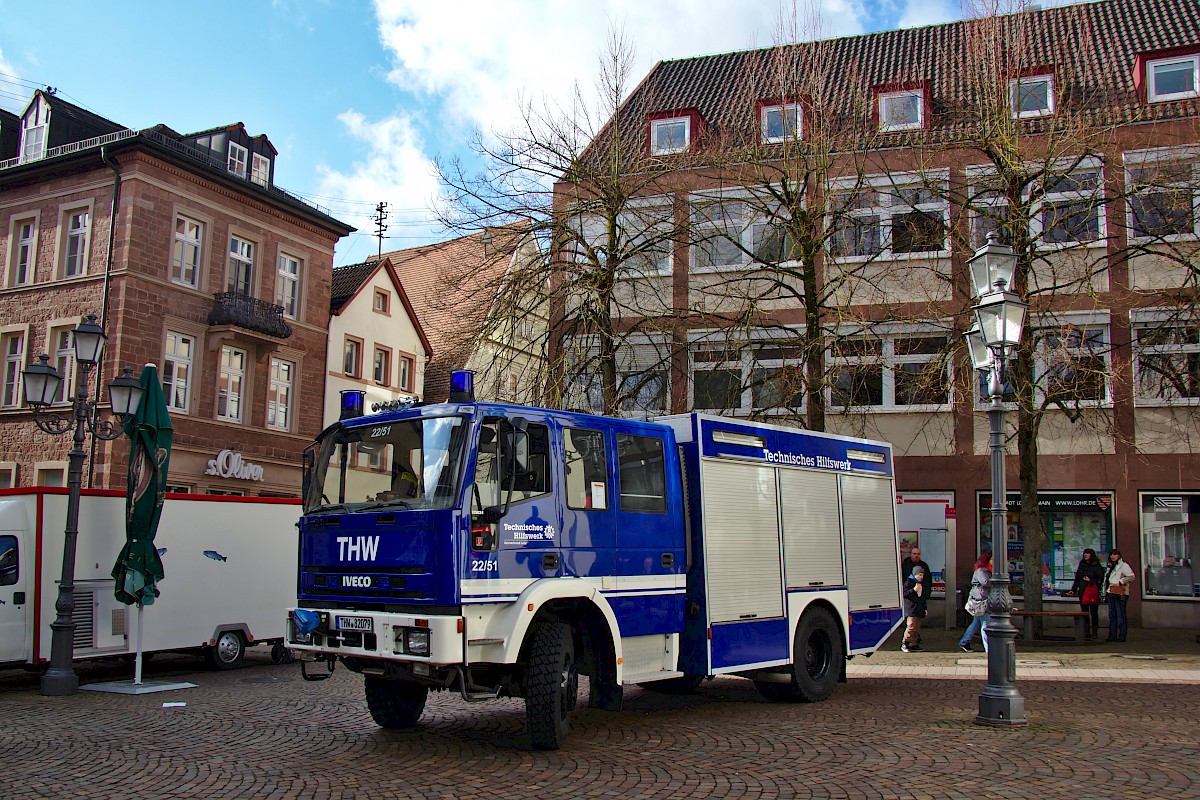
(404, 627, 430, 656)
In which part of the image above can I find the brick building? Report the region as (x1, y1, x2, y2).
(0, 90, 353, 496)
(555, 0, 1200, 626)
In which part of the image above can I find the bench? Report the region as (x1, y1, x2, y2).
(1010, 609, 1090, 643)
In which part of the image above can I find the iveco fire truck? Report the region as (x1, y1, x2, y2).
(288, 371, 902, 749)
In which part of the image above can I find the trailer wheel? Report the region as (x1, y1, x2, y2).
(638, 674, 703, 694)
(364, 676, 428, 729)
(205, 630, 245, 670)
(526, 621, 578, 750)
(755, 607, 843, 703)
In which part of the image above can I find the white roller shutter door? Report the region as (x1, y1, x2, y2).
(841, 474, 900, 612)
(779, 469, 845, 589)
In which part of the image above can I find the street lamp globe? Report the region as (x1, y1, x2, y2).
(968, 231, 1018, 298)
(108, 366, 145, 418)
(974, 290, 1027, 352)
(71, 313, 106, 365)
(22, 354, 62, 407)
(964, 324, 993, 372)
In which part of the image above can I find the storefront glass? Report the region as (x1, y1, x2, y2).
(979, 492, 1114, 597)
(1140, 492, 1200, 600)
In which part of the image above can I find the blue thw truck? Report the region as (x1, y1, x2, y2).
(288, 372, 902, 749)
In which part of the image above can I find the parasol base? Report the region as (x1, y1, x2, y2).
(81, 679, 197, 695)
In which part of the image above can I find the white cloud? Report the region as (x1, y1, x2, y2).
(897, 0, 959, 29)
(316, 110, 445, 265)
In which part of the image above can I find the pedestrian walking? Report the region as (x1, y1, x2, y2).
(1069, 548, 1104, 640)
(901, 546, 932, 646)
(901, 565, 928, 652)
(958, 550, 993, 653)
(1105, 548, 1135, 642)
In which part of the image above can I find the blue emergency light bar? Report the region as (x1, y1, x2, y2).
(340, 389, 366, 420)
(449, 370, 475, 402)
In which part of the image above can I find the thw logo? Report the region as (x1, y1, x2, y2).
(336, 535, 380, 562)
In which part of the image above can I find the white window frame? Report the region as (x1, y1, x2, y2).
(828, 329, 952, 413)
(344, 337, 362, 378)
(373, 347, 391, 386)
(1032, 315, 1112, 408)
(1147, 54, 1200, 103)
(171, 215, 203, 288)
(20, 123, 46, 163)
(574, 199, 674, 277)
(1131, 309, 1200, 407)
(48, 326, 75, 406)
(60, 207, 90, 278)
(228, 236, 255, 295)
(690, 191, 797, 273)
(163, 331, 195, 413)
(228, 142, 249, 178)
(761, 102, 802, 144)
(276, 253, 301, 319)
(8, 217, 37, 287)
(398, 355, 413, 392)
(828, 172, 950, 262)
(1032, 160, 1107, 249)
(217, 345, 247, 423)
(1010, 74, 1055, 119)
(1, 331, 26, 408)
(878, 89, 925, 132)
(33, 462, 67, 487)
(267, 357, 294, 431)
(373, 289, 390, 314)
(686, 333, 807, 417)
(1124, 146, 1200, 242)
(650, 116, 690, 155)
(251, 153, 270, 187)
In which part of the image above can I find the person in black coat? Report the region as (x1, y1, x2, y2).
(901, 547, 932, 644)
(902, 566, 928, 652)
(1070, 548, 1105, 640)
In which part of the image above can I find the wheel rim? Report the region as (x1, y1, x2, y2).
(216, 632, 241, 663)
(559, 656, 577, 719)
(805, 629, 832, 679)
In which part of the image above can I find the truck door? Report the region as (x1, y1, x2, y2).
(0, 530, 27, 664)
(471, 416, 560, 580)
(560, 426, 614, 577)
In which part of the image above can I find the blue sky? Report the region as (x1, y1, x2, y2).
(0, 0, 1076, 266)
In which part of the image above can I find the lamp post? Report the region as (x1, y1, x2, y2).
(964, 233, 1028, 727)
(22, 313, 144, 696)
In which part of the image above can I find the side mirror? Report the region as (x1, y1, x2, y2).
(481, 505, 505, 524)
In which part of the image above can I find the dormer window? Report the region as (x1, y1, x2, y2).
(1147, 54, 1199, 103)
(650, 116, 690, 155)
(760, 103, 801, 143)
(878, 88, 925, 132)
(20, 123, 46, 162)
(251, 153, 270, 187)
(1010, 74, 1055, 118)
(228, 142, 248, 179)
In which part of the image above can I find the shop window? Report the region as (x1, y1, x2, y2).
(1140, 493, 1199, 599)
(617, 433, 667, 513)
(564, 428, 608, 510)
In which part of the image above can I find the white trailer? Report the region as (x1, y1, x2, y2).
(0, 488, 299, 670)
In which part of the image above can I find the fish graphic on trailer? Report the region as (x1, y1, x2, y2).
(203, 550, 227, 562)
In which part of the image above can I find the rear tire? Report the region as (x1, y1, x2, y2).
(526, 621, 578, 750)
(364, 676, 428, 729)
(756, 606, 843, 703)
(205, 631, 245, 670)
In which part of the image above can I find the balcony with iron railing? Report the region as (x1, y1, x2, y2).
(208, 292, 293, 339)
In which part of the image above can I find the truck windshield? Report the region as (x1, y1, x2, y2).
(305, 415, 468, 514)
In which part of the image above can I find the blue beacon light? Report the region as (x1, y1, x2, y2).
(449, 370, 475, 402)
(340, 389, 366, 420)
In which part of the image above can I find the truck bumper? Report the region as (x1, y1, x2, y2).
(285, 608, 464, 666)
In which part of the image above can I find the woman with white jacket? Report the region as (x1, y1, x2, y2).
(1104, 549, 1135, 642)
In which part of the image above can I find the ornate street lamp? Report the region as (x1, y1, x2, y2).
(22, 314, 145, 696)
(965, 235, 1028, 727)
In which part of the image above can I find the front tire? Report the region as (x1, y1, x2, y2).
(205, 631, 245, 670)
(756, 606, 843, 703)
(364, 676, 428, 729)
(526, 621, 578, 750)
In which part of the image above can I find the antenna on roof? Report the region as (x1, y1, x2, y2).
(371, 201, 389, 260)
(44, 86, 59, 96)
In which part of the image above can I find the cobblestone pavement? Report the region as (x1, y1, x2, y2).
(3, 649, 1198, 800)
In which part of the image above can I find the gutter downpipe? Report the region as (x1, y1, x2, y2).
(89, 145, 121, 488)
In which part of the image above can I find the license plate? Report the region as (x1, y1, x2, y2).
(335, 615, 374, 632)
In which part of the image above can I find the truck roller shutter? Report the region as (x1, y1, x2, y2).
(701, 460, 784, 623)
(779, 470, 845, 589)
(840, 474, 900, 612)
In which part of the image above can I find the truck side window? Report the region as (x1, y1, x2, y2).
(473, 417, 551, 510)
(617, 433, 667, 513)
(0, 535, 17, 586)
(564, 428, 608, 510)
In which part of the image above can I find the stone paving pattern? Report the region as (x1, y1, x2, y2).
(3, 636, 1199, 800)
